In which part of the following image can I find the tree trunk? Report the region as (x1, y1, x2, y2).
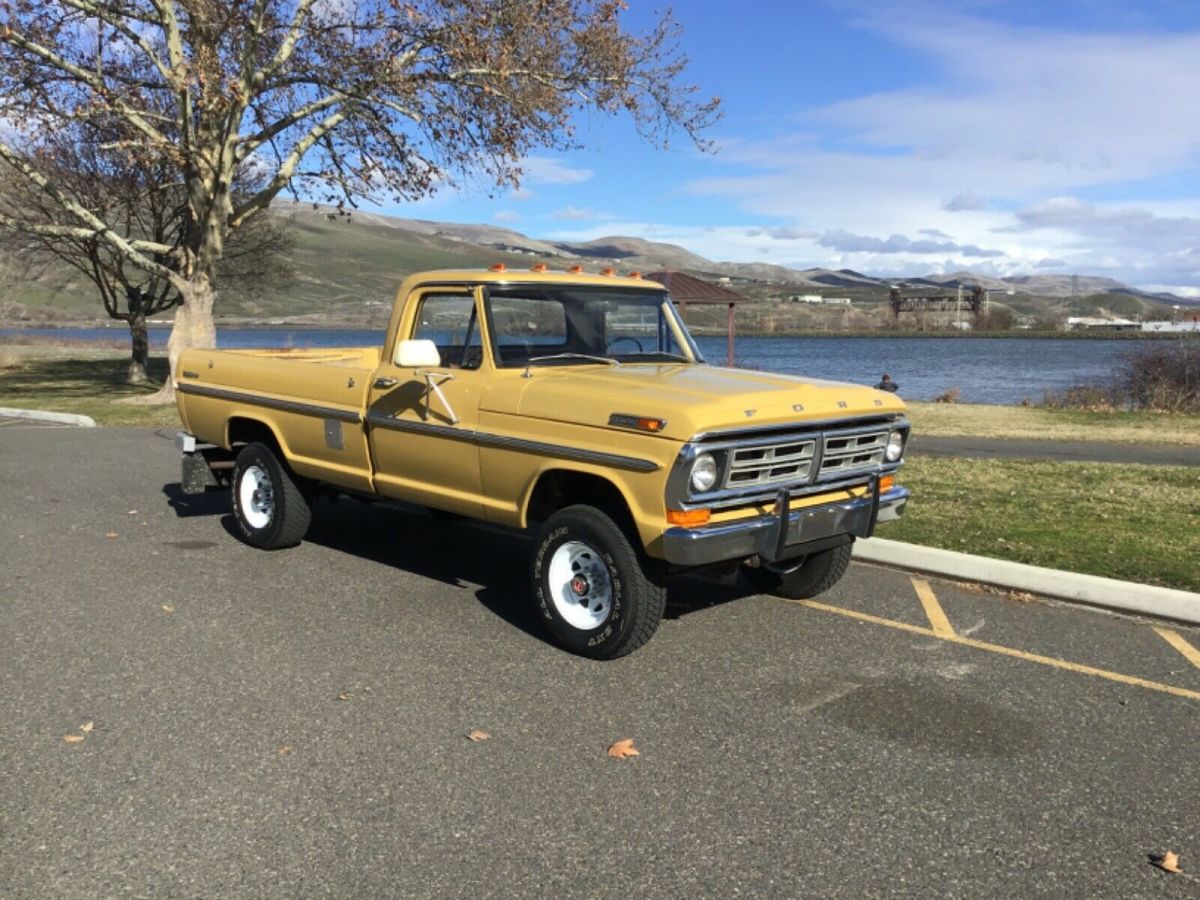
(127, 312, 149, 384)
(142, 275, 217, 404)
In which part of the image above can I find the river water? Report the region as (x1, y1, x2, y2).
(2, 325, 1169, 405)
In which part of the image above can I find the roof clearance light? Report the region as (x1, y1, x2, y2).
(569, 265, 584, 274)
(627, 271, 642, 279)
(489, 262, 507, 272)
(667, 508, 711, 527)
(600, 267, 615, 276)
(531, 263, 548, 272)
(608, 413, 667, 432)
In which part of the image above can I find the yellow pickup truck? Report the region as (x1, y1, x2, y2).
(175, 267, 910, 658)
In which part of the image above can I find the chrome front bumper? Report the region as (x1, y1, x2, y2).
(662, 484, 910, 568)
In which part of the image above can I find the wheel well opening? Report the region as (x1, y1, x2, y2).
(226, 418, 282, 455)
(526, 470, 635, 534)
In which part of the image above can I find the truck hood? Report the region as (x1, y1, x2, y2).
(485, 363, 905, 440)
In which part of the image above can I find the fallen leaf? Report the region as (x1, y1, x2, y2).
(105, 532, 118, 539)
(62, 734, 84, 743)
(466, 729, 491, 742)
(162, 604, 174, 613)
(126, 509, 138, 515)
(1154, 851, 1182, 873)
(607, 738, 639, 760)
(336, 692, 351, 701)
(80, 721, 94, 733)
(278, 745, 291, 756)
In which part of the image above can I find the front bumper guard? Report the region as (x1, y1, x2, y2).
(662, 479, 909, 568)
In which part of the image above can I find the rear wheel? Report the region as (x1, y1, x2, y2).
(532, 505, 666, 659)
(232, 442, 312, 549)
(742, 542, 853, 599)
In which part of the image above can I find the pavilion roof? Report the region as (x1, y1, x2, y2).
(642, 270, 745, 305)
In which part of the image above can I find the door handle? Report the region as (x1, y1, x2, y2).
(373, 377, 398, 389)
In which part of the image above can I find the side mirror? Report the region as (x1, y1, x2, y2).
(395, 339, 441, 368)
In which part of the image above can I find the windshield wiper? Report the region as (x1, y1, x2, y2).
(526, 353, 621, 367)
(616, 351, 692, 362)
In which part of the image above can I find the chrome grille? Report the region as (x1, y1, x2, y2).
(820, 430, 888, 476)
(725, 439, 816, 489)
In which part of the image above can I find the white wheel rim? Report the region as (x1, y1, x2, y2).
(547, 540, 613, 631)
(239, 464, 273, 530)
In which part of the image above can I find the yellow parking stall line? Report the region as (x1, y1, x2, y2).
(1154, 627, 1200, 670)
(782, 597, 1200, 703)
(912, 577, 955, 637)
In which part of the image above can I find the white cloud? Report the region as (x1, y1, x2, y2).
(521, 156, 594, 185)
(819, 229, 1006, 258)
(943, 193, 987, 212)
(493, 210, 520, 223)
(551, 205, 609, 221)
(684, 8, 1200, 289)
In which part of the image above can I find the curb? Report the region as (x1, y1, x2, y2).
(0, 407, 96, 428)
(853, 537, 1200, 626)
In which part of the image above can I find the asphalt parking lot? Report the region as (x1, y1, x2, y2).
(2, 426, 1199, 898)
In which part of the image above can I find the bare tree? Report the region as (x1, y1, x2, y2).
(0, 0, 718, 401)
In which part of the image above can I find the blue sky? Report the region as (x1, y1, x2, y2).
(385, 0, 1200, 295)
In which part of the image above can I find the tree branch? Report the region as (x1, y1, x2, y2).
(0, 139, 182, 285)
(228, 103, 350, 228)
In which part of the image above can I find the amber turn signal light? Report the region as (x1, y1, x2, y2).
(879, 474, 896, 493)
(667, 509, 711, 527)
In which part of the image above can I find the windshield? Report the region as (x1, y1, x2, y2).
(485, 285, 702, 367)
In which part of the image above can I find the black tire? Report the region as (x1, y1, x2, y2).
(532, 505, 666, 659)
(231, 442, 312, 550)
(742, 542, 853, 600)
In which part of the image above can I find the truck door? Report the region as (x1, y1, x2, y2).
(365, 287, 487, 516)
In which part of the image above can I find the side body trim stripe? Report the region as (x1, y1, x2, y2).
(177, 382, 363, 423)
(364, 412, 659, 472)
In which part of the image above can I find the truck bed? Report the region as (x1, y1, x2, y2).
(176, 346, 382, 493)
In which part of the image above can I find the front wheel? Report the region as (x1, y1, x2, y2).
(232, 442, 312, 550)
(741, 542, 853, 600)
(532, 505, 666, 659)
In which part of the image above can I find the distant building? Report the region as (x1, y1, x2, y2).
(1066, 316, 1139, 332)
(1141, 321, 1200, 333)
(788, 294, 824, 304)
(822, 297, 852, 306)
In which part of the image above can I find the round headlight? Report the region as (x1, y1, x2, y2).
(885, 431, 904, 461)
(690, 453, 718, 492)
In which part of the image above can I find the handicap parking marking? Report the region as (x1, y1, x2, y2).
(777, 580, 1200, 703)
(1154, 627, 1200, 670)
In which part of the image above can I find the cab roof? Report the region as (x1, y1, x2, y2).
(399, 267, 668, 292)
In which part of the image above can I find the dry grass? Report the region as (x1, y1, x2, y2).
(905, 400, 1200, 446)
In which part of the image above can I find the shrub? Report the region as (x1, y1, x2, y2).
(1116, 339, 1200, 413)
(933, 387, 961, 404)
(1042, 384, 1117, 411)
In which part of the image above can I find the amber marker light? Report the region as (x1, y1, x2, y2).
(489, 262, 506, 272)
(530, 262, 548, 272)
(569, 265, 584, 273)
(667, 509, 711, 527)
(879, 474, 896, 493)
(608, 413, 667, 432)
(600, 267, 615, 276)
(627, 271, 642, 279)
